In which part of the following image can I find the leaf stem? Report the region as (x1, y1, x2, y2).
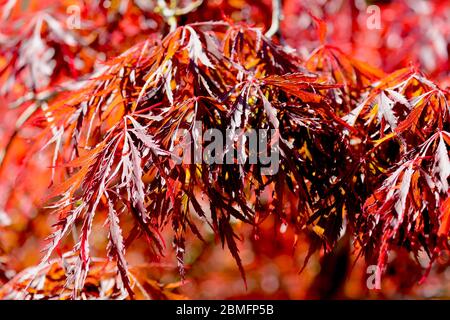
(265, 0, 282, 38)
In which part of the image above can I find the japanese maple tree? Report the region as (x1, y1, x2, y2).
(0, 0, 449, 300)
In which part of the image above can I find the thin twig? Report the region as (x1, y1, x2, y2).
(157, 0, 204, 32)
(265, 0, 282, 38)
